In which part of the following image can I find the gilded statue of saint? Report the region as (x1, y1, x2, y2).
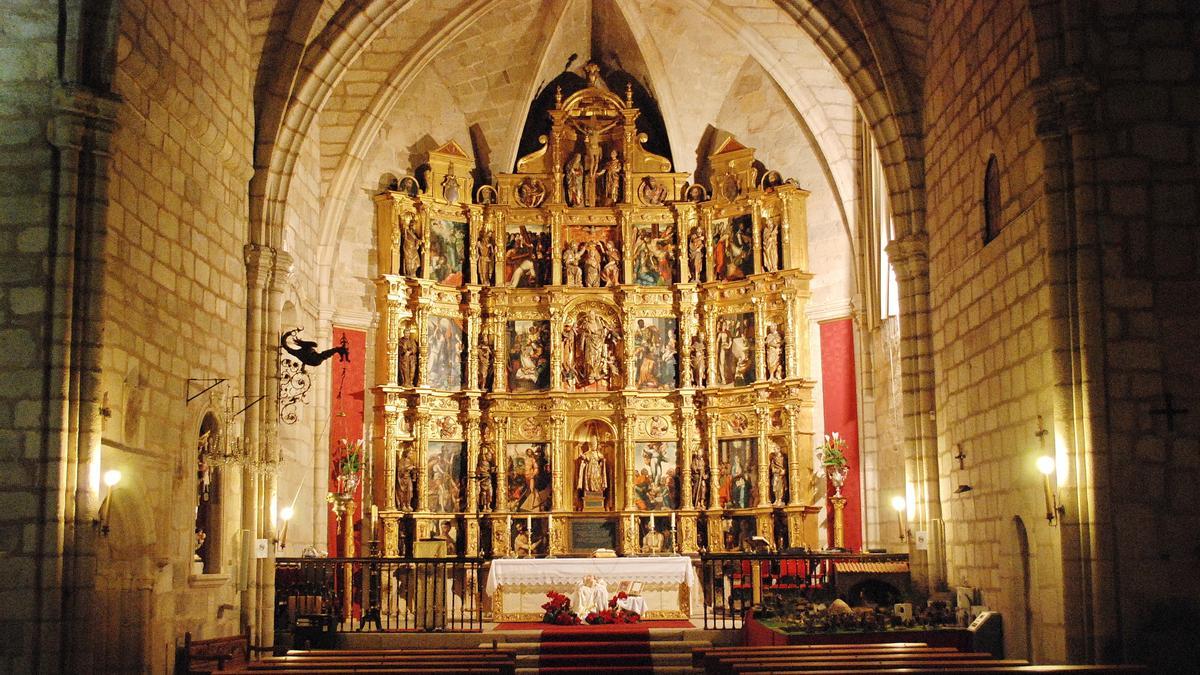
(769, 440, 787, 506)
(690, 451, 708, 510)
(565, 154, 585, 207)
(599, 150, 622, 205)
(401, 214, 422, 276)
(577, 442, 608, 495)
(475, 225, 494, 284)
(395, 448, 417, 511)
(765, 323, 785, 380)
(689, 331, 706, 387)
(762, 214, 781, 273)
(687, 227, 705, 282)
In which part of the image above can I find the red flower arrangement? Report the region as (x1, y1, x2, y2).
(541, 591, 581, 625)
(540, 590, 642, 626)
(586, 591, 640, 625)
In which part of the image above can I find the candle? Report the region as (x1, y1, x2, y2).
(650, 513, 656, 530)
(526, 514, 532, 557)
(670, 511, 676, 531)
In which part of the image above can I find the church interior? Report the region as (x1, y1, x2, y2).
(2, 0, 1198, 672)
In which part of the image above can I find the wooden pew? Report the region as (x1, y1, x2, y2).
(182, 631, 251, 674)
(727, 658, 1031, 673)
(696, 643, 956, 671)
(753, 668, 1147, 674)
(214, 648, 516, 675)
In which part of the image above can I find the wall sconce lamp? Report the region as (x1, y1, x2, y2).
(1036, 455, 1065, 525)
(277, 506, 294, 549)
(95, 469, 122, 535)
(890, 495, 908, 542)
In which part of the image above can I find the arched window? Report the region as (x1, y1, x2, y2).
(983, 155, 1002, 243)
(194, 413, 221, 573)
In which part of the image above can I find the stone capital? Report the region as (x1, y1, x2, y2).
(885, 233, 929, 281)
(1027, 70, 1099, 139)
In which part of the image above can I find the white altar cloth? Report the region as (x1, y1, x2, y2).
(484, 556, 697, 620)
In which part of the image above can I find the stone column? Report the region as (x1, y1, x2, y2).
(241, 244, 272, 644)
(884, 233, 943, 593)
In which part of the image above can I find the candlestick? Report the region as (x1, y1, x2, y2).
(670, 511, 676, 530)
(526, 514, 532, 557)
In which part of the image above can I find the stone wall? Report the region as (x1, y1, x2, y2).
(922, 0, 1062, 662)
(1085, 2, 1200, 669)
(98, 0, 255, 671)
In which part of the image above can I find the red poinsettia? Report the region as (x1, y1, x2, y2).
(541, 591, 581, 625)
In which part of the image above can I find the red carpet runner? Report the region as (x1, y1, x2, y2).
(536, 625, 653, 674)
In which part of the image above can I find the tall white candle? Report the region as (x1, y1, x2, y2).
(526, 514, 533, 557)
(650, 513, 656, 529)
(671, 511, 676, 531)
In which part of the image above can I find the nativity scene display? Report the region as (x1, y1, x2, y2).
(369, 61, 817, 560)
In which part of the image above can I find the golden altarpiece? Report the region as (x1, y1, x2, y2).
(369, 68, 819, 579)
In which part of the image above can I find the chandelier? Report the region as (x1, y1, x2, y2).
(202, 388, 273, 472)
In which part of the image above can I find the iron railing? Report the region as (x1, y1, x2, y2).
(276, 557, 486, 635)
(698, 552, 910, 629)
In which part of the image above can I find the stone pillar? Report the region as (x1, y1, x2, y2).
(885, 233, 943, 592)
(241, 244, 271, 643)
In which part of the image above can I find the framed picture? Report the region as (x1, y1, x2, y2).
(631, 317, 677, 390)
(714, 313, 755, 386)
(632, 441, 679, 510)
(426, 315, 464, 390)
(426, 442, 465, 513)
(427, 217, 467, 286)
(507, 320, 550, 391)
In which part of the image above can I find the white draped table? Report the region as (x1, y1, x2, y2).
(485, 556, 697, 621)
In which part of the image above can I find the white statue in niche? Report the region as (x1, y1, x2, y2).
(761, 212, 781, 273)
(765, 323, 785, 380)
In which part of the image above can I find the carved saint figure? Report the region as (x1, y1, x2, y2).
(565, 154, 585, 207)
(687, 227, 705, 282)
(690, 451, 709, 510)
(765, 323, 785, 380)
(442, 163, 460, 202)
(602, 241, 622, 287)
(516, 178, 545, 207)
(578, 314, 610, 385)
(599, 150, 622, 205)
(689, 331, 707, 387)
(475, 225, 495, 284)
(477, 338, 494, 390)
(769, 440, 788, 506)
(582, 241, 602, 288)
(639, 176, 667, 205)
(577, 442, 608, 495)
(476, 443, 496, 512)
(401, 214, 422, 276)
(762, 214, 781, 273)
(395, 447, 417, 511)
(562, 242, 582, 286)
(398, 332, 418, 386)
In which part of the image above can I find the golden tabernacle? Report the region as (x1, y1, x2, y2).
(370, 63, 819, 566)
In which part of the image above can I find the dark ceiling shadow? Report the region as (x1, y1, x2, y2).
(469, 123, 493, 189)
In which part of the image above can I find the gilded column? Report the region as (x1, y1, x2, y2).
(783, 290, 799, 379)
(549, 413, 566, 511)
(706, 410, 721, 509)
(549, 305, 564, 391)
(699, 205, 713, 284)
(752, 294, 766, 382)
(496, 416, 510, 511)
(414, 410, 432, 512)
(465, 291, 482, 391)
(679, 401, 696, 510)
(673, 203, 697, 284)
(548, 208, 563, 286)
(415, 294, 431, 387)
(755, 400, 771, 508)
(383, 406, 401, 509)
(786, 403, 803, 507)
(622, 408, 638, 511)
(618, 208, 632, 285)
(678, 287, 698, 388)
(749, 196, 764, 274)
(778, 187, 810, 271)
(465, 404, 482, 514)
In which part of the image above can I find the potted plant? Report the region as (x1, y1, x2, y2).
(816, 431, 850, 497)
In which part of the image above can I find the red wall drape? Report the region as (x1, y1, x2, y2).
(819, 319, 862, 551)
(328, 327, 366, 555)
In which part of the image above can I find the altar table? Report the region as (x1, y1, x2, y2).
(485, 557, 697, 621)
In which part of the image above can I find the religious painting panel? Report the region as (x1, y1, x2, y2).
(633, 441, 679, 511)
(712, 214, 754, 281)
(506, 442, 551, 512)
(507, 320, 550, 391)
(426, 315, 464, 390)
(504, 222, 551, 287)
(427, 217, 467, 286)
(717, 438, 758, 509)
(562, 309, 622, 392)
(631, 222, 676, 286)
(510, 515, 548, 557)
(632, 317, 677, 390)
(637, 515, 675, 554)
(723, 514, 758, 551)
(426, 441, 465, 513)
(714, 313, 756, 387)
(562, 225, 621, 288)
